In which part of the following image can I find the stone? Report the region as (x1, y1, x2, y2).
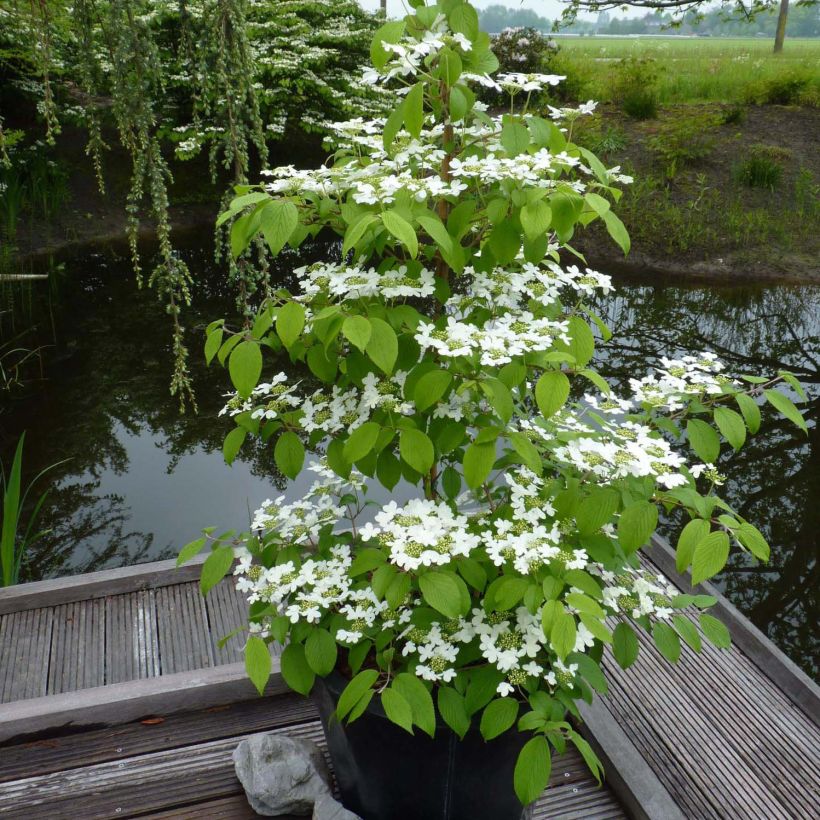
(233, 733, 334, 816)
(312, 792, 362, 820)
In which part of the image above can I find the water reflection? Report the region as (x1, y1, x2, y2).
(0, 247, 817, 677)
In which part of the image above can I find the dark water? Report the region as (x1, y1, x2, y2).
(1, 241, 817, 678)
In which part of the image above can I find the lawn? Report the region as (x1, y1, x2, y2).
(553, 36, 820, 104)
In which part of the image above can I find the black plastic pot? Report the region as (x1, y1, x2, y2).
(311, 673, 534, 820)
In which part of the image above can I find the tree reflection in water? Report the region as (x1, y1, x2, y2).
(1, 247, 817, 677)
(595, 281, 819, 678)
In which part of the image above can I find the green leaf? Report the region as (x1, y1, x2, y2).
(713, 406, 746, 451)
(305, 628, 338, 677)
(568, 731, 603, 784)
(691, 530, 730, 585)
(245, 636, 272, 695)
(602, 209, 630, 254)
(686, 419, 720, 463)
(177, 537, 206, 567)
(274, 431, 304, 480)
(337, 669, 379, 721)
(342, 214, 379, 256)
(535, 371, 570, 418)
(482, 378, 514, 423)
(501, 120, 531, 156)
(508, 431, 542, 473)
(480, 698, 519, 741)
(280, 643, 315, 696)
(489, 576, 530, 610)
(393, 673, 436, 737)
(366, 318, 399, 375)
(514, 735, 551, 806)
(437, 686, 470, 738)
(399, 428, 434, 474)
(382, 687, 414, 734)
(576, 488, 619, 536)
(350, 547, 387, 576)
(541, 599, 563, 636)
(307, 345, 337, 383)
(383, 100, 406, 152)
(381, 211, 418, 258)
(676, 519, 710, 573)
(437, 47, 462, 85)
(612, 622, 639, 669)
(569, 653, 608, 694)
(416, 213, 453, 255)
(520, 201, 551, 241)
(260, 200, 298, 257)
(652, 621, 681, 663)
(449, 2, 479, 38)
(404, 82, 425, 138)
(276, 302, 306, 349)
(551, 611, 577, 661)
(486, 220, 520, 265)
(736, 522, 770, 562)
(734, 392, 761, 435)
(463, 441, 497, 489)
(342, 316, 372, 352)
(205, 328, 223, 365)
(764, 389, 808, 434)
(370, 20, 406, 68)
(617, 501, 658, 554)
(200, 546, 234, 596)
(414, 369, 453, 412)
(419, 571, 462, 619)
(344, 421, 381, 463)
(700, 613, 731, 648)
(229, 341, 262, 398)
(222, 427, 246, 465)
(672, 615, 702, 652)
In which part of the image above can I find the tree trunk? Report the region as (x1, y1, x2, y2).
(774, 0, 789, 53)
(380, 0, 387, 16)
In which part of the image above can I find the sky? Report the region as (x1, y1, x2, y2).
(356, 0, 646, 21)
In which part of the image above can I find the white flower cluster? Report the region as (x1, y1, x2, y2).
(596, 566, 677, 621)
(416, 312, 570, 366)
(296, 261, 436, 301)
(630, 353, 731, 411)
(360, 499, 481, 571)
(497, 72, 565, 93)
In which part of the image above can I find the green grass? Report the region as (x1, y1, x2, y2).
(552, 37, 820, 104)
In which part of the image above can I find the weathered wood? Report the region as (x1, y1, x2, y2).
(0, 607, 54, 703)
(0, 660, 288, 745)
(205, 579, 248, 665)
(0, 555, 207, 616)
(0, 693, 316, 783)
(155, 584, 214, 674)
(105, 590, 161, 684)
(48, 600, 106, 695)
(648, 535, 819, 727)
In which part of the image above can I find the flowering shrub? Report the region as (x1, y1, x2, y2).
(182, 0, 808, 805)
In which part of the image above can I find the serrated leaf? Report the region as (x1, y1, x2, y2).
(691, 530, 730, 585)
(700, 613, 731, 648)
(617, 501, 658, 554)
(480, 698, 519, 741)
(222, 427, 246, 465)
(305, 628, 337, 677)
(520, 200, 551, 241)
(381, 210, 418, 258)
(342, 316, 372, 352)
(713, 406, 746, 451)
(393, 673, 436, 737)
(437, 686, 470, 738)
(276, 302, 305, 349)
(734, 392, 761, 435)
(612, 622, 639, 669)
(200, 547, 234, 596)
(260, 200, 298, 257)
(414, 369, 452, 411)
(399, 428, 434, 474)
(535, 371, 570, 418)
(381, 687, 414, 734)
(344, 421, 380, 463)
(245, 635, 272, 695)
(736, 522, 770, 562)
(551, 611, 576, 661)
(463, 440, 497, 488)
(229, 340, 262, 398)
(274, 431, 304, 480)
(672, 615, 702, 652)
(652, 621, 681, 663)
(676, 519, 710, 573)
(366, 318, 398, 375)
(764, 389, 808, 434)
(280, 643, 315, 696)
(419, 571, 462, 618)
(686, 418, 720, 463)
(337, 669, 379, 721)
(514, 736, 551, 806)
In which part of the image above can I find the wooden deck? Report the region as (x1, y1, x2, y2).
(0, 538, 817, 819)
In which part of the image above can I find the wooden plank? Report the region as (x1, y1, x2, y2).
(0, 660, 288, 744)
(205, 579, 247, 666)
(0, 693, 317, 782)
(1, 607, 53, 703)
(48, 600, 106, 695)
(648, 535, 819, 726)
(140, 795, 259, 819)
(155, 584, 214, 675)
(0, 720, 621, 820)
(105, 590, 160, 685)
(0, 556, 207, 616)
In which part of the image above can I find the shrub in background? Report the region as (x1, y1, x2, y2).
(610, 57, 660, 119)
(734, 145, 789, 190)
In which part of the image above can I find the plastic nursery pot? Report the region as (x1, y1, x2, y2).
(311, 672, 535, 820)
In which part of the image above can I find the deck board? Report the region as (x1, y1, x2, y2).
(106, 590, 161, 685)
(156, 584, 214, 675)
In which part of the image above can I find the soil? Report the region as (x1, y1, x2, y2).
(5, 106, 819, 284)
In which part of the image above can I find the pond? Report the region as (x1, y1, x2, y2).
(1, 237, 817, 679)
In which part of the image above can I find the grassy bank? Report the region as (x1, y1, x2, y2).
(553, 37, 820, 105)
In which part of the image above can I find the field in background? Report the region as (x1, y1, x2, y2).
(554, 37, 820, 104)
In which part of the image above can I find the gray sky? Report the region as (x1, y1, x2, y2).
(356, 0, 643, 21)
